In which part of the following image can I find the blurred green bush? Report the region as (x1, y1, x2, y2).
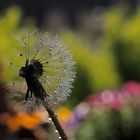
(0, 7, 22, 81)
(62, 30, 121, 91)
(61, 31, 121, 106)
(104, 7, 140, 82)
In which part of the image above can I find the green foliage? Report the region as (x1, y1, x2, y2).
(0, 7, 21, 81)
(104, 8, 140, 81)
(75, 106, 140, 140)
(62, 30, 121, 91)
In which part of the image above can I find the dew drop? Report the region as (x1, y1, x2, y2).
(59, 82, 62, 86)
(17, 93, 21, 97)
(58, 136, 61, 139)
(40, 43, 43, 47)
(48, 117, 52, 121)
(50, 47, 53, 50)
(54, 102, 57, 105)
(55, 130, 58, 133)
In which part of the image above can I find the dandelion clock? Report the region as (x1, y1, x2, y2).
(6, 29, 76, 140)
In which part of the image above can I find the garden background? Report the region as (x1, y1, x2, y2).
(0, 0, 140, 140)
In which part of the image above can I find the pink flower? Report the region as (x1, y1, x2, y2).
(86, 90, 124, 110)
(86, 94, 102, 106)
(122, 81, 140, 96)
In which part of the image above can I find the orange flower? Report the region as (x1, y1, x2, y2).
(57, 106, 72, 123)
(7, 112, 42, 132)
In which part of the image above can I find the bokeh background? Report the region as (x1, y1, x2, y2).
(0, 0, 140, 140)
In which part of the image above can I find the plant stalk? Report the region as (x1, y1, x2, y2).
(43, 102, 67, 140)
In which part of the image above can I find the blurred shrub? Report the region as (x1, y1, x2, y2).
(62, 31, 120, 90)
(0, 7, 21, 81)
(104, 7, 140, 81)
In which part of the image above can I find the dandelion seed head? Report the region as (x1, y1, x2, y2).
(8, 30, 76, 109)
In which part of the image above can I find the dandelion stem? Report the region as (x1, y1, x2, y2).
(43, 102, 67, 140)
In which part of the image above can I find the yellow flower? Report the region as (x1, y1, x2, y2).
(57, 106, 72, 123)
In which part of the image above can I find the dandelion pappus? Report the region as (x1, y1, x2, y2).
(7, 29, 75, 107)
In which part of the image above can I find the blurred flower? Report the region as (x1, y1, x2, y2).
(122, 81, 140, 95)
(74, 82, 140, 140)
(101, 90, 124, 110)
(87, 90, 124, 110)
(57, 106, 72, 124)
(64, 81, 140, 136)
(86, 94, 102, 106)
(66, 103, 90, 129)
(7, 113, 43, 132)
(73, 103, 90, 121)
